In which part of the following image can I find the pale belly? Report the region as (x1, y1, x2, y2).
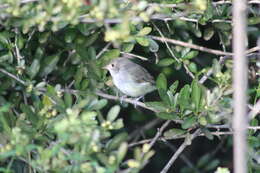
(112, 74, 155, 97)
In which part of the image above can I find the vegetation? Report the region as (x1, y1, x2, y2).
(0, 0, 259, 172)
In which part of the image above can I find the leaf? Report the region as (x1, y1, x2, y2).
(106, 132, 128, 151)
(191, 80, 202, 112)
(156, 112, 178, 120)
(117, 142, 128, 163)
(158, 88, 171, 105)
(179, 85, 191, 112)
(89, 99, 108, 110)
(248, 17, 260, 25)
(20, 104, 38, 123)
(40, 54, 60, 76)
(182, 51, 198, 59)
(164, 128, 186, 138)
(145, 101, 168, 112)
(202, 128, 213, 140)
(136, 36, 150, 47)
(64, 92, 72, 107)
(188, 62, 197, 73)
(157, 58, 175, 67)
(203, 27, 215, 40)
(156, 73, 167, 90)
(169, 81, 179, 94)
(213, 23, 231, 31)
(107, 105, 120, 122)
(28, 59, 40, 79)
(122, 43, 135, 52)
(138, 27, 152, 36)
(181, 116, 196, 129)
(148, 39, 159, 52)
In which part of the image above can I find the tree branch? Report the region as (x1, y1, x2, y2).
(0, 68, 26, 85)
(160, 129, 201, 173)
(95, 90, 159, 112)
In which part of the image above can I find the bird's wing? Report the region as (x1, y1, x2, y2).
(126, 62, 155, 84)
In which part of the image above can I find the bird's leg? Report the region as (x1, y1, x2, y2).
(120, 95, 127, 104)
(133, 96, 144, 108)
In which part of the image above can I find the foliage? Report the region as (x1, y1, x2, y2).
(0, 0, 259, 173)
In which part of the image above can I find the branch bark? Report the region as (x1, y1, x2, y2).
(232, 0, 248, 172)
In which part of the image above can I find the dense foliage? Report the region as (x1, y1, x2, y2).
(0, 0, 259, 172)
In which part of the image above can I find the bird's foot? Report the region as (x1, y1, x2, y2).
(133, 96, 144, 108)
(120, 95, 128, 104)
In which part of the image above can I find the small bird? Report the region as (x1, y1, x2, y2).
(103, 57, 156, 99)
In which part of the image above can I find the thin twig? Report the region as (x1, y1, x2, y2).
(162, 139, 200, 173)
(0, 68, 26, 85)
(152, 36, 233, 56)
(129, 130, 233, 147)
(120, 52, 148, 61)
(152, 23, 195, 79)
(160, 129, 201, 173)
(95, 90, 159, 112)
(148, 120, 171, 149)
(96, 43, 112, 59)
(128, 118, 164, 141)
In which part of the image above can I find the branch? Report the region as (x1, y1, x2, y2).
(129, 130, 233, 147)
(0, 68, 26, 85)
(232, 0, 248, 172)
(95, 90, 159, 112)
(151, 36, 233, 56)
(160, 129, 201, 173)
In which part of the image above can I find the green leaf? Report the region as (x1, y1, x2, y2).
(164, 128, 186, 138)
(179, 85, 191, 112)
(213, 23, 231, 31)
(122, 43, 135, 52)
(117, 142, 128, 163)
(169, 81, 179, 94)
(28, 59, 40, 79)
(157, 58, 175, 67)
(183, 51, 198, 59)
(40, 54, 60, 76)
(181, 116, 196, 129)
(156, 73, 167, 90)
(138, 27, 152, 36)
(65, 29, 76, 43)
(203, 27, 215, 40)
(191, 80, 202, 112)
(64, 92, 72, 107)
(136, 36, 150, 47)
(145, 101, 168, 112)
(106, 132, 128, 151)
(20, 104, 38, 123)
(156, 112, 178, 120)
(148, 39, 159, 52)
(202, 128, 213, 140)
(107, 105, 120, 122)
(158, 88, 171, 105)
(188, 62, 197, 73)
(89, 99, 108, 110)
(248, 17, 260, 25)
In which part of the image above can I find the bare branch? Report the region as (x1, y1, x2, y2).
(232, 0, 248, 172)
(160, 129, 201, 173)
(0, 68, 26, 85)
(151, 36, 233, 56)
(95, 90, 159, 112)
(129, 130, 233, 147)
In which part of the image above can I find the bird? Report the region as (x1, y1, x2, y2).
(103, 57, 156, 100)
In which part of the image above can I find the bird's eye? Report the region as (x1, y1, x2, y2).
(111, 64, 114, 67)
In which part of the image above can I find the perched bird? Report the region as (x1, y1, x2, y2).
(103, 57, 156, 99)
